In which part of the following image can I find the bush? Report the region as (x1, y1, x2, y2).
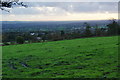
(3, 42, 10, 46)
(16, 36, 25, 44)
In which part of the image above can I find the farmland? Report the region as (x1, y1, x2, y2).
(2, 36, 119, 78)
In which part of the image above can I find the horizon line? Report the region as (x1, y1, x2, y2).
(1, 19, 118, 22)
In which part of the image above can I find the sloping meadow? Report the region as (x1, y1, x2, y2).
(2, 36, 119, 78)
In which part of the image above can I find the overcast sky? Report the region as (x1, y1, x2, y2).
(1, 2, 118, 21)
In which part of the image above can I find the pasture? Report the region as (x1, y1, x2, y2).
(2, 36, 119, 78)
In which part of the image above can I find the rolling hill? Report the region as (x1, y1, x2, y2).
(2, 36, 118, 78)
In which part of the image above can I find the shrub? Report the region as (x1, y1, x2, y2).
(16, 36, 25, 44)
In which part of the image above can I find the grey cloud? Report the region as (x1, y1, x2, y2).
(2, 2, 118, 15)
(27, 2, 117, 13)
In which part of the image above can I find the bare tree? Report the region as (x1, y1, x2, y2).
(0, 0, 27, 12)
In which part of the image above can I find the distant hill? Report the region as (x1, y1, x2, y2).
(2, 20, 110, 32)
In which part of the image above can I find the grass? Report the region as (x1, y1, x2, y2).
(2, 36, 119, 78)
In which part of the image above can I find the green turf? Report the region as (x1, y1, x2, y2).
(2, 36, 119, 78)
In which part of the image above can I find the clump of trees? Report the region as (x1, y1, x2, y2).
(107, 19, 120, 35)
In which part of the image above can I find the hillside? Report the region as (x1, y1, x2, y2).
(2, 36, 118, 78)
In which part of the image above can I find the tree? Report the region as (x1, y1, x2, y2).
(94, 25, 100, 36)
(84, 22, 92, 37)
(16, 36, 24, 44)
(60, 30, 65, 36)
(0, 0, 27, 12)
(107, 19, 120, 35)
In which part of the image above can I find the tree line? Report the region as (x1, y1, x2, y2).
(2, 19, 120, 45)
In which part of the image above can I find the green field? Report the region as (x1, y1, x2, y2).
(2, 36, 119, 78)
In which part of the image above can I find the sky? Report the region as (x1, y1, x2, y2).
(1, 2, 118, 21)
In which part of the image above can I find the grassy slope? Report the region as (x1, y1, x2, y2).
(2, 36, 118, 78)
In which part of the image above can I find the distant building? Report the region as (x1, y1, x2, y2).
(37, 37, 42, 40)
(30, 33, 35, 35)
